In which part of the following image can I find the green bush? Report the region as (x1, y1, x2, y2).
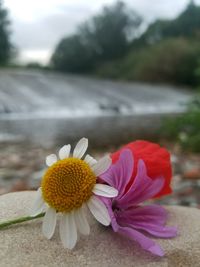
(135, 38, 200, 85)
(96, 38, 200, 86)
(162, 92, 200, 152)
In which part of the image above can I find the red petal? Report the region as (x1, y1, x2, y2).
(112, 140, 172, 198)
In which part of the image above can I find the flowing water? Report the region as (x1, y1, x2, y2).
(0, 69, 192, 147)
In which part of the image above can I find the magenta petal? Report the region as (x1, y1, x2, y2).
(100, 197, 119, 232)
(100, 149, 133, 199)
(148, 245, 165, 257)
(99, 149, 177, 255)
(118, 205, 168, 226)
(118, 160, 164, 208)
(131, 223, 178, 238)
(116, 205, 177, 238)
(118, 225, 165, 257)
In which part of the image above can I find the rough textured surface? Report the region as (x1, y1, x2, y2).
(0, 191, 200, 267)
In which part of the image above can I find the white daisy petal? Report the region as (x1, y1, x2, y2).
(91, 155, 111, 176)
(84, 154, 97, 167)
(73, 137, 88, 159)
(42, 207, 57, 239)
(74, 205, 90, 235)
(46, 154, 57, 166)
(87, 195, 111, 226)
(59, 144, 71, 160)
(92, 184, 118, 198)
(59, 211, 77, 249)
(31, 188, 46, 216)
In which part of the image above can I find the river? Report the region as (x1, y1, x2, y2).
(0, 69, 192, 148)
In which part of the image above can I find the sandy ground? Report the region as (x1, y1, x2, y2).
(1, 191, 200, 267)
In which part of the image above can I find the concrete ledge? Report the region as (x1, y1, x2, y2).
(0, 191, 200, 267)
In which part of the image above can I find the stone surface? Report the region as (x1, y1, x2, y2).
(0, 192, 200, 267)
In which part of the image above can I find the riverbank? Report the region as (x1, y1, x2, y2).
(0, 140, 199, 208)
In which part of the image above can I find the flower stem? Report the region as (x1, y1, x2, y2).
(0, 213, 45, 230)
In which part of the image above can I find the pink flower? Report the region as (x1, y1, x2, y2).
(100, 149, 177, 256)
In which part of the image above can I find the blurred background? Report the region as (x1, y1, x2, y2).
(0, 0, 200, 207)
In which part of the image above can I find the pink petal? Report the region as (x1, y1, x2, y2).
(118, 160, 164, 208)
(100, 197, 119, 232)
(118, 225, 165, 257)
(100, 149, 133, 199)
(118, 205, 168, 226)
(116, 205, 177, 238)
(130, 222, 177, 238)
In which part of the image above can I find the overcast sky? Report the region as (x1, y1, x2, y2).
(4, 0, 200, 64)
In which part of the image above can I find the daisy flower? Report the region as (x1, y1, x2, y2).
(100, 149, 177, 256)
(31, 138, 118, 249)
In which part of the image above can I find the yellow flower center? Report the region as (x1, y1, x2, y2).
(41, 158, 96, 212)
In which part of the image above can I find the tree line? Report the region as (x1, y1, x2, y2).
(51, 0, 200, 86)
(0, 0, 12, 65)
(1, 0, 200, 86)
(51, 2, 142, 73)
